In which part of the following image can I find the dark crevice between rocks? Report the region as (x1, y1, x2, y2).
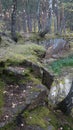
(0, 61, 5, 67)
(15, 104, 30, 128)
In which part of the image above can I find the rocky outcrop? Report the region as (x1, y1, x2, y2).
(42, 68, 54, 89)
(0, 59, 54, 128)
(0, 81, 48, 128)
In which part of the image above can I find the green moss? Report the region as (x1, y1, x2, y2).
(20, 67, 41, 84)
(30, 86, 41, 92)
(23, 105, 73, 129)
(20, 32, 73, 42)
(2, 66, 41, 86)
(66, 116, 73, 128)
(23, 107, 50, 128)
(0, 122, 15, 130)
(23, 107, 59, 129)
(28, 72, 41, 83)
(63, 125, 73, 130)
(24, 75, 41, 85)
(0, 43, 45, 67)
(47, 112, 59, 129)
(0, 79, 5, 114)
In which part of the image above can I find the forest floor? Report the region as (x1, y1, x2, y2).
(0, 32, 73, 130)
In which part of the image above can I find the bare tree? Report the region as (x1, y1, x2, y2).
(39, 0, 53, 37)
(37, 0, 42, 32)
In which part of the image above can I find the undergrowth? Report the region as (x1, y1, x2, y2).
(50, 55, 73, 74)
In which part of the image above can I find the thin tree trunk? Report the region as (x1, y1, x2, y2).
(39, 0, 52, 37)
(11, 0, 17, 42)
(27, 14, 32, 32)
(60, 4, 66, 35)
(57, 8, 60, 34)
(54, 14, 57, 34)
(27, 0, 32, 32)
(37, 0, 42, 32)
(48, 0, 52, 33)
(22, 11, 27, 33)
(33, 15, 36, 32)
(53, 0, 59, 34)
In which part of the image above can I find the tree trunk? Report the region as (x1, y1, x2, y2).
(27, 14, 32, 32)
(39, 0, 52, 37)
(57, 8, 60, 34)
(22, 11, 27, 32)
(33, 15, 36, 32)
(60, 4, 66, 35)
(54, 14, 57, 34)
(11, 0, 17, 42)
(37, 0, 42, 32)
(53, 0, 59, 34)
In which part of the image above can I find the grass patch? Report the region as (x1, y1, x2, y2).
(50, 55, 73, 74)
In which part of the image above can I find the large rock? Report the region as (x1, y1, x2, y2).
(48, 73, 73, 105)
(4, 60, 54, 89)
(45, 39, 70, 58)
(0, 64, 49, 128)
(0, 83, 48, 128)
(57, 81, 73, 115)
(0, 60, 54, 128)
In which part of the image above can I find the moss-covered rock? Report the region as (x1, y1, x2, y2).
(0, 33, 73, 130)
(0, 43, 46, 66)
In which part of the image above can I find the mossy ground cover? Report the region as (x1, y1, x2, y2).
(23, 106, 73, 130)
(0, 43, 45, 66)
(0, 79, 5, 114)
(0, 34, 73, 130)
(23, 107, 55, 129)
(0, 42, 45, 123)
(0, 122, 16, 130)
(0, 107, 73, 130)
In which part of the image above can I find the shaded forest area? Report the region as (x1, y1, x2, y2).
(0, 0, 73, 37)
